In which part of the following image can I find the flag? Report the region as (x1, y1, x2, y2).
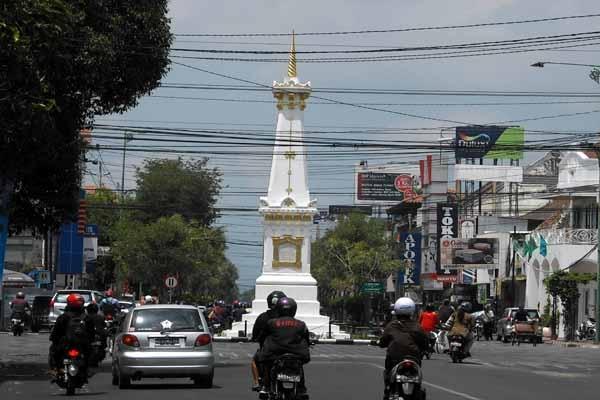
(539, 235, 547, 257)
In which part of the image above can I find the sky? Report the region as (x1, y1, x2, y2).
(92, 0, 600, 293)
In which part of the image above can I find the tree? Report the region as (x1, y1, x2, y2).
(0, 0, 172, 233)
(134, 158, 222, 226)
(111, 215, 238, 302)
(311, 213, 401, 323)
(544, 270, 595, 341)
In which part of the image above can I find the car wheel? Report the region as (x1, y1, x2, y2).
(118, 371, 131, 389)
(193, 371, 214, 388)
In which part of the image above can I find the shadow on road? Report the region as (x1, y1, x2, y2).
(121, 383, 222, 390)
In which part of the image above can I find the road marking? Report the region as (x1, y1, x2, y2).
(350, 361, 485, 400)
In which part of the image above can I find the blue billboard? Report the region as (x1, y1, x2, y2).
(58, 223, 84, 274)
(398, 232, 422, 285)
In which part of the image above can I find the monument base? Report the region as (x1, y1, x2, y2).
(224, 273, 348, 339)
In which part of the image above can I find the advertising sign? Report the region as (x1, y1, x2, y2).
(397, 232, 422, 285)
(436, 203, 458, 279)
(360, 282, 385, 294)
(58, 223, 84, 274)
(329, 205, 372, 215)
(355, 171, 421, 204)
(440, 238, 499, 269)
(455, 126, 524, 160)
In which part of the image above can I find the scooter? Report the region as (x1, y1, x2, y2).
(261, 353, 307, 400)
(11, 317, 25, 336)
(448, 335, 468, 363)
(387, 358, 426, 400)
(54, 347, 88, 396)
(577, 318, 597, 341)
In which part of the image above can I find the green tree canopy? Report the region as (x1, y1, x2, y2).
(0, 0, 172, 233)
(134, 158, 222, 226)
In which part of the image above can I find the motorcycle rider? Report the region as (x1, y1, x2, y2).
(9, 292, 31, 324)
(379, 297, 429, 400)
(482, 303, 495, 339)
(84, 303, 106, 367)
(100, 290, 119, 317)
(144, 295, 155, 304)
(437, 299, 454, 352)
(49, 294, 96, 376)
(445, 302, 475, 357)
(419, 303, 439, 353)
(250, 290, 286, 392)
(257, 297, 310, 400)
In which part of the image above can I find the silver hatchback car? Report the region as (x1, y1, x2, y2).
(111, 304, 214, 389)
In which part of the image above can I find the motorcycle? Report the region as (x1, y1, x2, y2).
(261, 353, 307, 400)
(11, 316, 25, 336)
(104, 314, 118, 355)
(89, 334, 106, 367)
(423, 331, 439, 359)
(387, 358, 426, 400)
(448, 335, 468, 363)
(577, 318, 597, 341)
(54, 347, 88, 396)
(474, 319, 483, 341)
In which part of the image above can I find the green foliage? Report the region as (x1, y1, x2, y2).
(591, 67, 600, 84)
(0, 0, 172, 233)
(311, 213, 401, 319)
(134, 158, 222, 226)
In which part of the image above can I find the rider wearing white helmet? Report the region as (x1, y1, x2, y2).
(144, 295, 155, 305)
(379, 297, 429, 400)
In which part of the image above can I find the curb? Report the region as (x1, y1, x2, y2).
(543, 340, 600, 349)
(212, 337, 376, 345)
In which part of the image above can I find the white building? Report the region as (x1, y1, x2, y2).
(523, 150, 598, 338)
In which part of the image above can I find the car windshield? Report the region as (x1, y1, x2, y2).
(510, 310, 539, 319)
(55, 292, 92, 303)
(130, 308, 204, 332)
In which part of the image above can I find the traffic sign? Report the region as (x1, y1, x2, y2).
(38, 270, 50, 284)
(165, 276, 178, 288)
(360, 282, 384, 294)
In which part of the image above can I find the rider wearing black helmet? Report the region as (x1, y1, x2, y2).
(251, 291, 286, 392)
(258, 297, 310, 399)
(10, 291, 31, 323)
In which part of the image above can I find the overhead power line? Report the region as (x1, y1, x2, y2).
(174, 13, 600, 37)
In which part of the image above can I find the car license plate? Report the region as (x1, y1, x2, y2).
(154, 337, 181, 347)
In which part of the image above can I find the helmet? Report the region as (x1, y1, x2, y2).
(66, 293, 85, 310)
(425, 303, 435, 312)
(266, 291, 286, 310)
(459, 302, 472, 313)
(393, 297, 416, 317)
(144, 295, 153, 304)
(16, 292, 25, 299)
(276, 297, 297, 318)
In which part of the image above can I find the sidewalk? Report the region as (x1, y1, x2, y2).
(543, 339, 600, 349)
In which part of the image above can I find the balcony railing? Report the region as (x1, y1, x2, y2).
(535, 228, 597, 245)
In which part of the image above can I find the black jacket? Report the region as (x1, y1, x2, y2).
(258, 317, 310, 363)
(84, 313, 106, 338)
(438, 305, 454, 324)
(379, 319, 429, 366)
(50, 309, 95, 347)
(252, 309, 277, 347)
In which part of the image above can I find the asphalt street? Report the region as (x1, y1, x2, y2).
(1, 333, 599, 400)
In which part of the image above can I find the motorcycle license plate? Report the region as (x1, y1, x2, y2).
(277, 374, 301, 382)
(450, 342, 462, 346)
(396, 375, 419, 383)
(153, 337, 181, 347)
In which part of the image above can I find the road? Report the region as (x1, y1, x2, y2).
(1, 333, 599, 399)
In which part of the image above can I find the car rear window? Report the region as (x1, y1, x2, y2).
(130, 308, 204, 332)
(55, 292, 92, 303)
(509, 310, 540, 319)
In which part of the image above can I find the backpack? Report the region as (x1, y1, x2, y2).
(65, 315, 87, 344)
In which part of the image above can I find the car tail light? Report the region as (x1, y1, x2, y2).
(121, 334, 140, 347)
(50, 298, 55, 308)
(67, 349, 80, 358)
(195, 334, 212, 347)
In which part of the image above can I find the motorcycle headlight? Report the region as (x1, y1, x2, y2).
(68, 364, 79, 376)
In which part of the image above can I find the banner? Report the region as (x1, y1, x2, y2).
(355, 171, 421, 204)
(455, 126, 524, 160)
(58, 223, 84, 274)
(397, 232, 422, 285)
(440, 238, 499, 269)
(437, 203, 458, 278)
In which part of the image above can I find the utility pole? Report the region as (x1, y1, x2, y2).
(511, 225, 517, 307)
(121, 132, 127, 201)
(596, 151, 600, 343)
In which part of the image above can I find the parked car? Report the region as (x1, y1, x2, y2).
(111, 304, 214, 389)
(48, 290, 104, 328)
(496, 307, 542, 343)
(117, 301, 135, 314)
(31, 295, 53, 332)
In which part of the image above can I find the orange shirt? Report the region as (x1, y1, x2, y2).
(419, 311, 439, 332)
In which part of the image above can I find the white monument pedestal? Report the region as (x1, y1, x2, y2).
(225, 36, 346, 339)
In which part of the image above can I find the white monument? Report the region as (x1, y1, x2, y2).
(227, 35, 345, 338)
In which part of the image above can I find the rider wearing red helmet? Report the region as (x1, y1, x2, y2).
(49, 293, 96, 374)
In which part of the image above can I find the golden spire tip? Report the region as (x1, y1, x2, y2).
(287, 30, 297, 78)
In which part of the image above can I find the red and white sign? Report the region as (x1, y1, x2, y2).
(436, 274, 458, 283)
(165, 276, 178, 289)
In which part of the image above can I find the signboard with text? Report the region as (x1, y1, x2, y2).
(455, 126, 524, 160)
(440, 238, 499, 269)
(436, 203, 458, 280)
(355, 170, 421, 204)
(397, 232, 422, 285)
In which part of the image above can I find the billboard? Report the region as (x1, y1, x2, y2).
(397, 232, 421, 285)
(329, 205, 372, 215)
(436, 203, 458, 278)
(440, 238, 499, 269)
(355, 170, 421, 204)
(455, 126, 524, 160)
(58, 223, 84, 274)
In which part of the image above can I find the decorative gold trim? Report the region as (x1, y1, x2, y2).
(272, 235, 303, 269)
(264, 213, 313, 222)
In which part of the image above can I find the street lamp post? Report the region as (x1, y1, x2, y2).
(531, 61, 600, 343)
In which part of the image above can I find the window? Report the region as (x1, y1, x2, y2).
(55, 292, 92, 303)
(130, 308, 204, 332)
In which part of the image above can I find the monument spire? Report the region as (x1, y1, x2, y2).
(288, 31, 297, 78)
